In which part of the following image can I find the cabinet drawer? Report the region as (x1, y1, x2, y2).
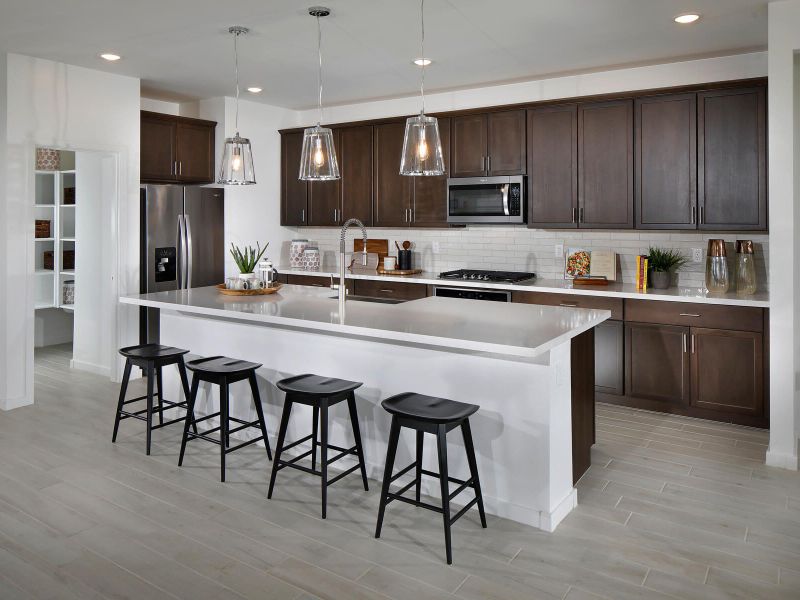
(624, 299, 762, 332)
(512, 291, 623, 320)
(353, 279, 427, 300)
(286, 274, 330, 288)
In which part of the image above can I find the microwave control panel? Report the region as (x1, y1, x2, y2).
(509, 184, 522, 216)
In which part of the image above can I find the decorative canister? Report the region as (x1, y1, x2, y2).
(735, 240, 757, 296)
(290, 239, 309, 269)
(705, 239, 730, 294)
(62, 280, 75, 305)
(302, 246, 321, 272)
(36, 148, 61, 171)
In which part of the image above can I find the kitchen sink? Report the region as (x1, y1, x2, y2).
(328, 295, 406, 305)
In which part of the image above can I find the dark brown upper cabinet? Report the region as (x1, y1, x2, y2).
(451, 110, 525, 177)
(578, 99, 634, 228)
(140, 111, 215, 184)
(281, 131, 308, 226)
(698, 87, 767, 230)
(527, 104, 578, 228)
(308, 129, 341, 226)
(340, 125, 374, 225)
(412, 117, 451, 227)
(635, 93, 697, 229)
(374, 121, 413, 227)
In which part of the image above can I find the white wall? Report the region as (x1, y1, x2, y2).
(141, 98, 180, 115)
(34, 309, 73, 347)
(0, 52, 8, 406)
(0, 53, 140, 410)
(766, 1, 800, 469)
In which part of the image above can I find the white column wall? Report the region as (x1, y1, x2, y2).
(766, 0, 800, 469)
(0, 54, 9, 408)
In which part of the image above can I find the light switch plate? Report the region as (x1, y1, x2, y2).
(555, 244, 564, 258)
(432, 241, 441, 254)
(692, 248, 703, 263)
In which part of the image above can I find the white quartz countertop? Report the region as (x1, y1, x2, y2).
(278, 267, 769, 308)
(120, 285, 610, 360)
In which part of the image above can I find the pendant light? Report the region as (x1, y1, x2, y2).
(400, 0, 444, 176)
(218, 26, 256, 185)
(299, 7, 340, 181)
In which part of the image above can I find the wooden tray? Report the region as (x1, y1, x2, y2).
(216, 283, 282, 296)
(377, 267, 423, 276)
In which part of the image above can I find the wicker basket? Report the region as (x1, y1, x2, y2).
(35, 220, 51, 238)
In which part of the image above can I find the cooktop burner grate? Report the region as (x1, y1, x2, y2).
(438, 269, 536, 283)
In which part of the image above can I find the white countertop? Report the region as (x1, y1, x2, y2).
(121, 285, 610, 360)
(278, 267, 769, 308)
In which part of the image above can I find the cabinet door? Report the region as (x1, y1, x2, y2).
(625, 322, 690, 406)
(281, 132, 308, 226)
(451, 114, 488, 177)
(412, 117, 450, 226)
(176, 122, 215, 183)
(596, 320, 624, 395)
(340, 125, 373, 225)
(635, 93, 697, 229)
(690, 328, 763, 416)
(487, 110, 526, 175)
(308, 129, 341, 226)
(141, 114, 177, 181)
(374, 122, 412, 227)
(527, 105, 578, 228)
(698, 87, 766, 230)
(352, 279, 427, 301)
(578, 99, 634, 228)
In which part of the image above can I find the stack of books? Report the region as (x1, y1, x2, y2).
(636, 255, 649, 290)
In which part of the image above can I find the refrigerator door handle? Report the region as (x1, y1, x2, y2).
(176, 214, 184, 289)
(184, 214, 193, 290)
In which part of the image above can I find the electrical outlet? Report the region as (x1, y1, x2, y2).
(692, 248, 703, 263)
(555, 243, 564, 258)
(432, 241, 441, 254)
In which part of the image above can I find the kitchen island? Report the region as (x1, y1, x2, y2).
(121, 284, 610, 531)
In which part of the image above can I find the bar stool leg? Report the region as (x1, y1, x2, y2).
(461, 419, 487, 528)
(268, 397, 293, 499)
(178, 376, 200, 466)
(248, 373, 273, 460)
(112, 359, 132, 443)
(220, 381, 229, 482)
(319, 398, 329, 519)
(311, 405, 319, 472)
(177, 358, 198, 434)
(375, 416, 401, 539)
(156, 367, 165, 426)
(415, 430, 424, 503)
(436, 424, 452, 565)
(145, 363, 155, 456)
(347, 392, 369, 491)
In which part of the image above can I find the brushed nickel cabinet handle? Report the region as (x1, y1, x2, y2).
(691, 333, 695, 354)
(679, 313, 701, 317)
(572, 207, 577, 223)
(487, 156, 491, 172)
(560, 302, 578, 307)
(700, 206, 705, 224)
(379, 289, 395, 293)
(173, 161, 177, 176)
(691, 206, 696, 224)
(301, 208, 305, 223)
(579, 207, 584, 223)
(683, 333, 687, 353)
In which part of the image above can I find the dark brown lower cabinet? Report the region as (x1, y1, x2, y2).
(595, 320, 623, 395)
(625, 322, 691, 406)
(352, 279, 427, 301)
(571, 328, 595, 484)
(691, 327, 763, 416)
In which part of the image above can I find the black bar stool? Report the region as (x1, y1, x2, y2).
(268, 374, 369, 519)
(113, 344, 195, 455)
(375, 392, 487, 565)
(178, 356, 272, 482)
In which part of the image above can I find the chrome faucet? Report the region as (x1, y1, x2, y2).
(335, 218, 368, 315)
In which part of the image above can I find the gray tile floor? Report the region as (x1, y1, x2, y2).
(0, 344, 798, 599)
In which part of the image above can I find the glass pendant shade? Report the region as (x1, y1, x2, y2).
(299, 124, 340, 180)
(400, 113, 444, 176)
(218, 133, 256, 185)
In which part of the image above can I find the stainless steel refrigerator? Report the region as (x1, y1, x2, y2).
(139, 184, 224, 343)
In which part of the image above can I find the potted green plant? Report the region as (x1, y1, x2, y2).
(647, 246, 688, 289)
(230, 242, 268, 283)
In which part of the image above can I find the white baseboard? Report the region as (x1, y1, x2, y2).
(0, 395, 33, 411)
(766, 449, 799, 470)
(70, 358, 111, 378)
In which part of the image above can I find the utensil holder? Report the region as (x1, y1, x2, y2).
(397, 250, 412, 271)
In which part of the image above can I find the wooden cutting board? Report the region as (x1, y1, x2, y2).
(354, 239, 389, 260)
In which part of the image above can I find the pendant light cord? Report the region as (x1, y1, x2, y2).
(420, 0, 426, 115)
(234, 30, 240, 133)
(317, 14, 324, 126)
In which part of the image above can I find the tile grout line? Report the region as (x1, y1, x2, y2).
(641, 566, 651, 587)
(507, 547, 523, 564)
(703, 565, 710, 585)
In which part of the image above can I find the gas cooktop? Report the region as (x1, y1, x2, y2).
(438, 269, 536, 283)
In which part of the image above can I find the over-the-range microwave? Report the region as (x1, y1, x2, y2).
(446, 175, 525, 224)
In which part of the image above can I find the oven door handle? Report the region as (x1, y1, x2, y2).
(501, 183, 510, 216)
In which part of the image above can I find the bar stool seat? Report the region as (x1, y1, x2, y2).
(375, 392, 487, 565)
(178, 356, 272, 482)
(269, 374, 368, 518)
(112, 344, 193, 455)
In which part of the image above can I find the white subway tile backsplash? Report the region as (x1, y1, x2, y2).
(291, 226, 769, 288)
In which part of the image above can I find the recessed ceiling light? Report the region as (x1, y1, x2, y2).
(674, 14, 700, 24)
(247, 87, 262, 93)
(99, 53, 121, 61)
(413, 58, 432, 67)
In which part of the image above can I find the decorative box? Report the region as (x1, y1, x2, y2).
(63, 250, 75, 270)
(43, 251, 54, 270)
(63, 187, 76, 205)
(35, 220, 51, 238)
(36, 148, 60, 171)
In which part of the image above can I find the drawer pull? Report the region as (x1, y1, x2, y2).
(679, 313, 701, 317)
(379, 289, 395, 294)
(311, 283, 324, 287)
(560, 302, 578, 307)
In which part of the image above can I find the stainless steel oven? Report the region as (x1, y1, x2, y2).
(446, 175, 525, 224)
(433, 286, 511, 302)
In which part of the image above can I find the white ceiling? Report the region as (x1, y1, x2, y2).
(0, 0, 768, 109)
